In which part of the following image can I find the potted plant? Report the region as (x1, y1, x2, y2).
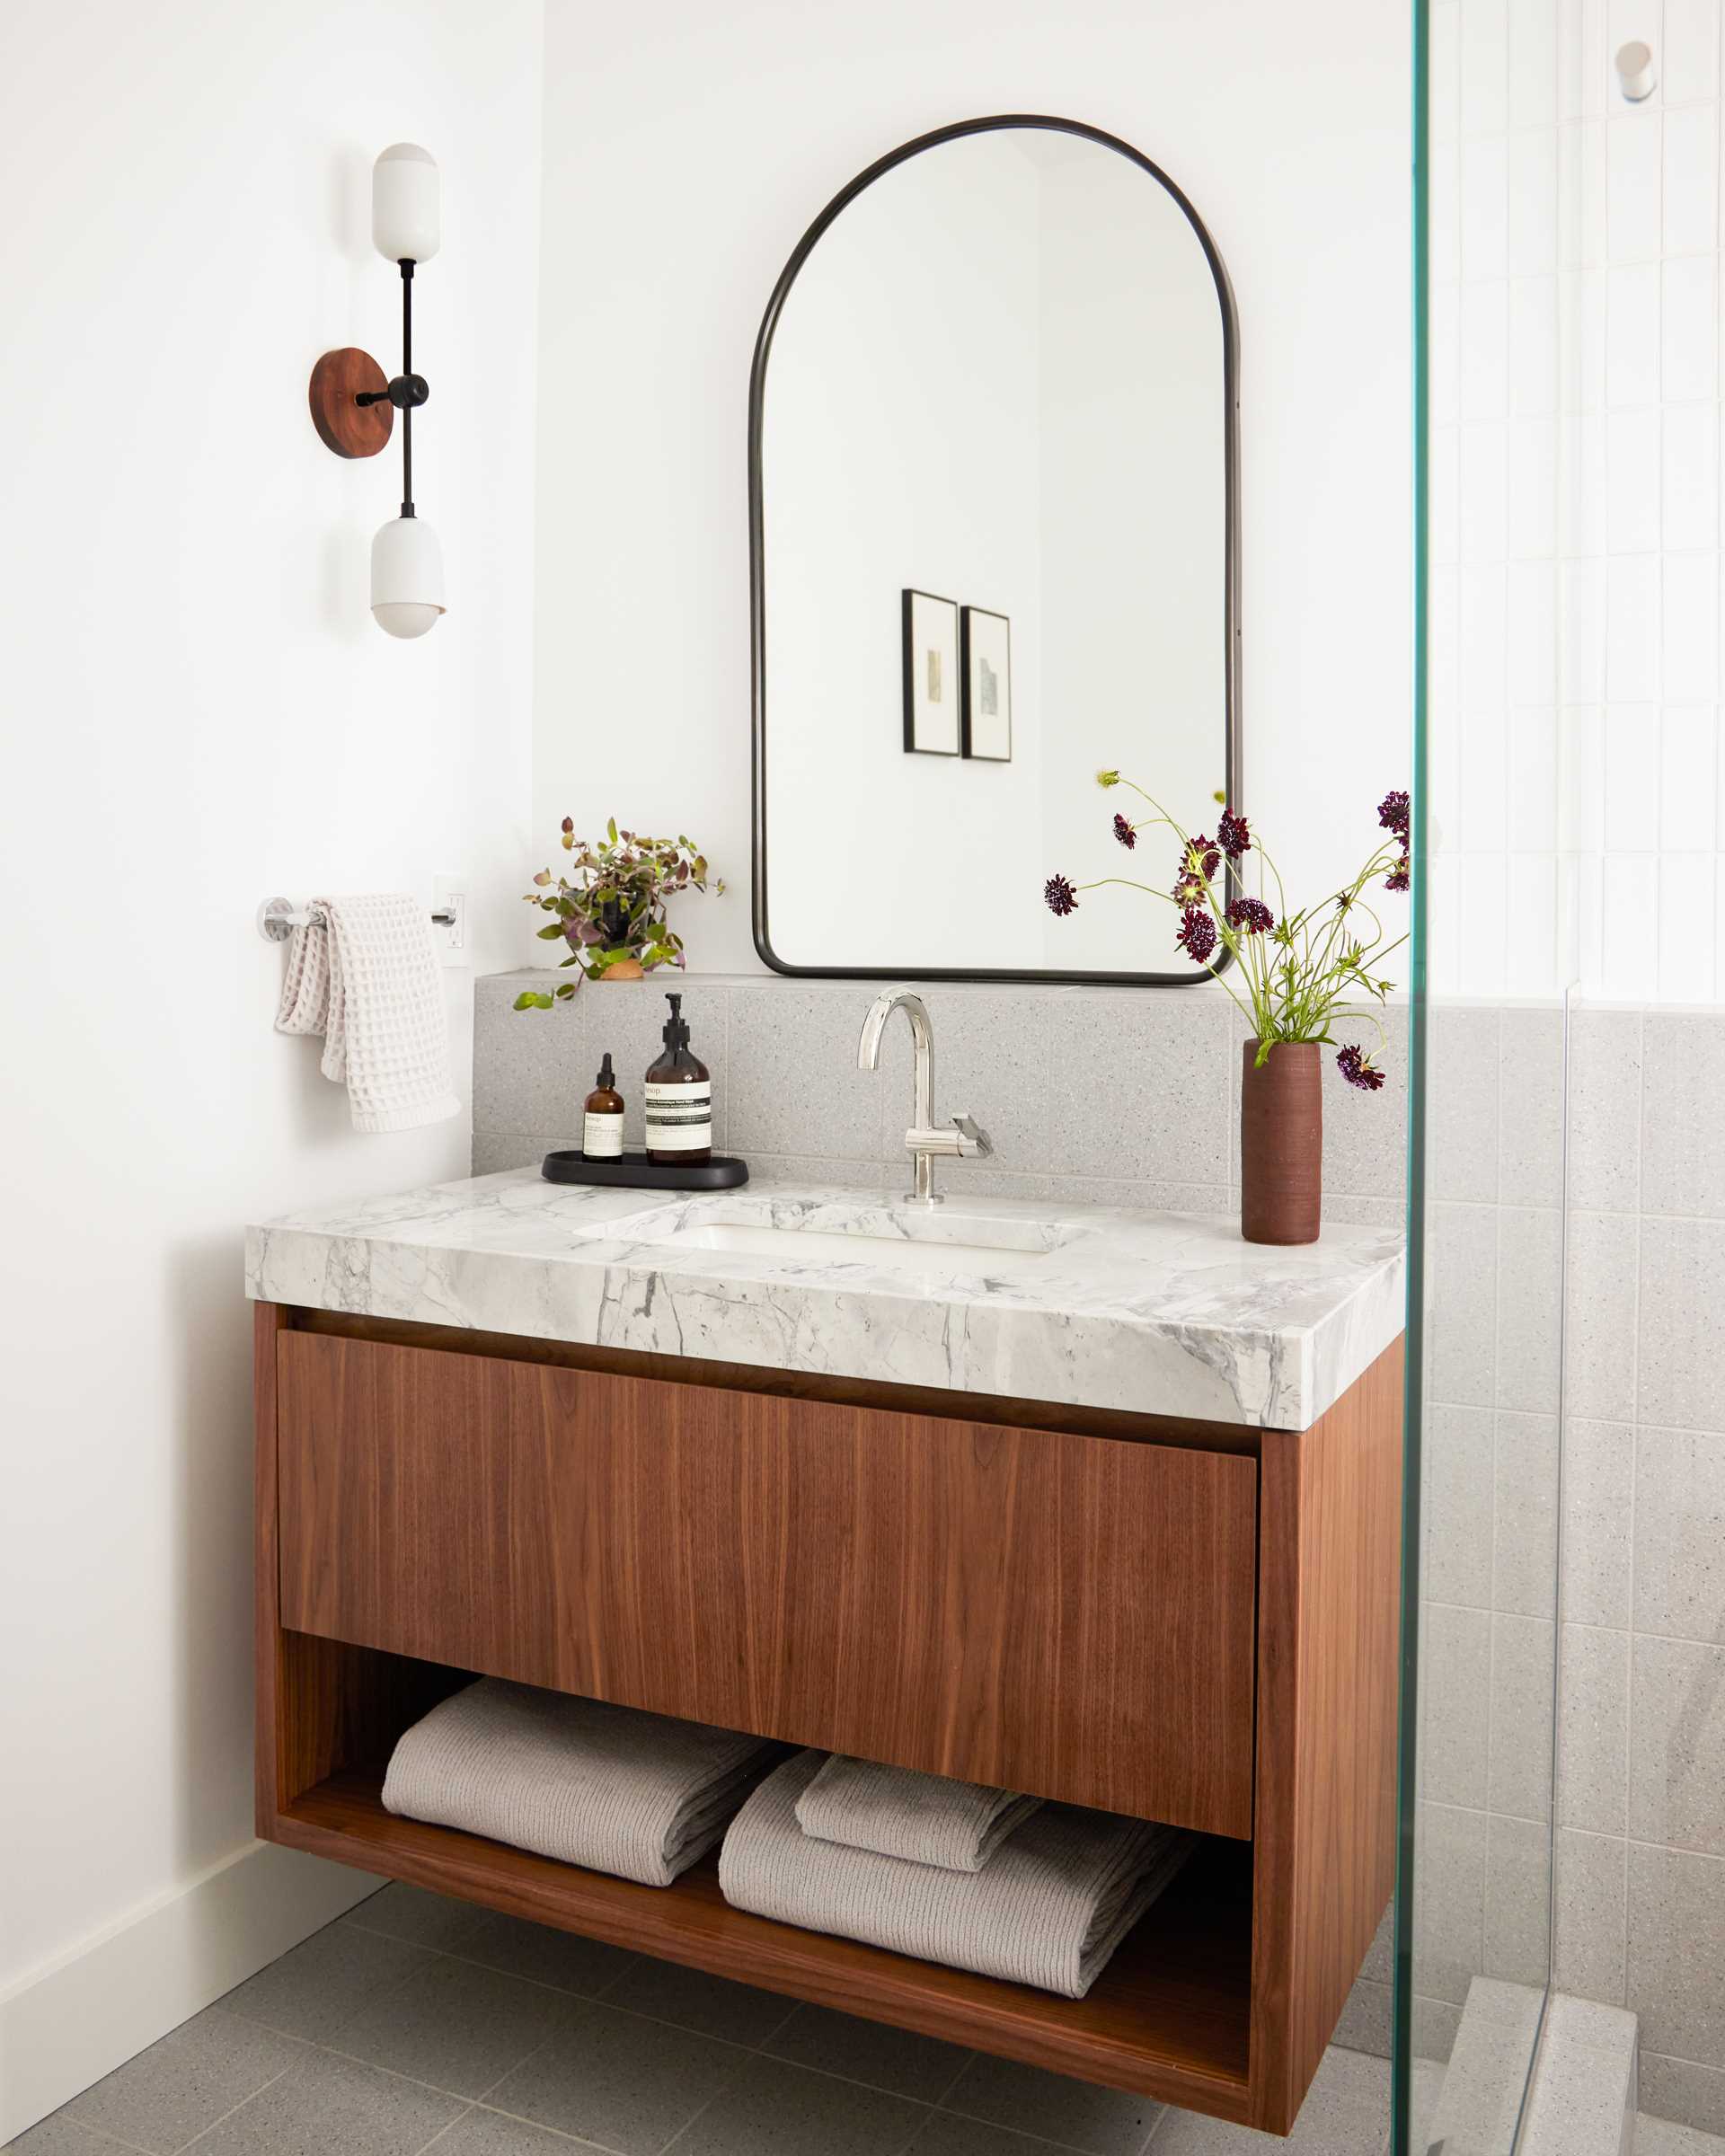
(1043, 776, 1409, 1244)
(514, 817, 722, 1009)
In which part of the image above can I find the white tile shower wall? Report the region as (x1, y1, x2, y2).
(1551, 1003, 1725, 2136)
(1432, 0, 1725, 1003)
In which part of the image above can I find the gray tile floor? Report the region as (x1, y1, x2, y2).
(7, 1883, 1393, 2156)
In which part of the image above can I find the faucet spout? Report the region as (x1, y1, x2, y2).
(857, 990, 991, 1205)
(858, 988, 935, 1138)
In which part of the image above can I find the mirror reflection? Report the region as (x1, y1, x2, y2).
(755, 121, 1236, 980)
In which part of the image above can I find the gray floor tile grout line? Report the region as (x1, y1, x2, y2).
(468, 2099, 627, 2153)
(167, 2063, 301, 2154)
(650, 2069, 745, 2156)
(53, 2121, 156, 2156)
(928, 2048, 978, 2107)
(406, 2103, 480, 2156)
(337, 1913, 652, 2009)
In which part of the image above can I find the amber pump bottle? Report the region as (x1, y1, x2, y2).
(582, 1053, 625, 1160)
(644, 994, 712, 1164)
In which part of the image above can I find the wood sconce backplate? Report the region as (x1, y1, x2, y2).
(309, 348, 393, 458)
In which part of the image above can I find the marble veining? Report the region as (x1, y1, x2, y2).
(245, 1172, 1406, 1429)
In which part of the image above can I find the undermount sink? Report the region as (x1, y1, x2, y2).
(598, 1200, 1086, 1278)
(654, 1219, 1055, 1276)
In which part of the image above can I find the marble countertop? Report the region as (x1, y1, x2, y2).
(245, 1173, 1406, 1431)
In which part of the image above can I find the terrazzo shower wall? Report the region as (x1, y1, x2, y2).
(1431, 0, 1725, 2131)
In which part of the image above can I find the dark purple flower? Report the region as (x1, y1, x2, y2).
(1384, 855, 1411, 893)
(1113, 812, 1137, 850)
(1173, 834, 1221, 906)
(1337, 1044, 1385, 1091)
(1225, 897, 1275, 935)
(1175, 906, 1217, 964)
(1378, 790, 1411, 840)
(1216, 808, 1252, 861)
(1044, 872, 1079, 917)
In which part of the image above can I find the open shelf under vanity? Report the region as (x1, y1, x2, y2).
(254, 1303, 1400, 2136)
(273, 1743, 1254, 2111)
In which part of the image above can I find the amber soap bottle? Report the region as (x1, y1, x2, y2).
(582, 1053, 625, 1160)
(644, 994, 712, 1164)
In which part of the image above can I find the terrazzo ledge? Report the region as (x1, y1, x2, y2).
(245, 1173, 1406, 1431)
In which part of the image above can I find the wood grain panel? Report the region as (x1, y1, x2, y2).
(1248, 1339, 1403, 2133)
(276, 1766, 1253, 2118)
(276, 1330, 1259, 1836)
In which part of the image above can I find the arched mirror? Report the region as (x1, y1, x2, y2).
(750, 115, 1239, 983)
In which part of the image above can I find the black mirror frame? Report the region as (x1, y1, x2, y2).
(748, 113, 1242, 986)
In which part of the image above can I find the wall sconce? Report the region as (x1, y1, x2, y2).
(309, 145, 446, 638)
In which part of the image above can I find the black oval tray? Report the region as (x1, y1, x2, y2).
(541, 1150, 749, 1191)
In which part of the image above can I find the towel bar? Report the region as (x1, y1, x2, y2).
(257, 895, 456, 944)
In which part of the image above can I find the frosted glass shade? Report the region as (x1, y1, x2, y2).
(370, 515, 445, 639)
(373, 142, 440, 263)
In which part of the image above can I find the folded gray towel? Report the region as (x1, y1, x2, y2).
(721, 1749, 1193, 1998)
(795, 1754, 1042, 1872)
(382, 1680, 782, 1886)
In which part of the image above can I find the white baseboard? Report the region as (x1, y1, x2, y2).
(0, 1840, 379, 2144)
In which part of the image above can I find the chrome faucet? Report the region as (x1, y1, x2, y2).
(856, 989, 993, 1206)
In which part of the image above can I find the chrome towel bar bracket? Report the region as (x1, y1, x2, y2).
(256, 895, 456, 944)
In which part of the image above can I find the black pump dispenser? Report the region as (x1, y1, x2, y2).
(645, 992, 712, 1163)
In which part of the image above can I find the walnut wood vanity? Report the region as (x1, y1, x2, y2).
(254, 1240, 1402, 2136)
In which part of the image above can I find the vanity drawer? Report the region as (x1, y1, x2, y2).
(275, 1330, 1259, 1838)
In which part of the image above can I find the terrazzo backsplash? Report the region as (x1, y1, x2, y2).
(471, 970, 1408, 1217)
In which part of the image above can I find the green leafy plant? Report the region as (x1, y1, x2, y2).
(514, 817, 722, 1009)
(1043, 776, 1410, 1089)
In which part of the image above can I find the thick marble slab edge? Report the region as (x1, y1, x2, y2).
(245, 1172, 1407, 1431)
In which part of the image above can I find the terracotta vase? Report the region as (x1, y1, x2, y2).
(600, 955, 645, 982)
(1240, 1040, 1322, 1245)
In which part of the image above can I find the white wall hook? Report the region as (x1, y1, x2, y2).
(1615, 40, 1656, 101)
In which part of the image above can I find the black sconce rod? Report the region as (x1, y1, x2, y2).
(353, 261, 429, 517)
(401, 261, 414, 517)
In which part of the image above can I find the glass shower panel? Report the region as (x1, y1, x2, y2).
(1397, 0, 1575, 2145)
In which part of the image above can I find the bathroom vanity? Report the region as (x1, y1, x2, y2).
(250, 1179, 1403, 2136)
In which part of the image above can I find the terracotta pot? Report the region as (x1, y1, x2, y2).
(599, 956, 645, 982)
(1240, 1039, 1322, 1245)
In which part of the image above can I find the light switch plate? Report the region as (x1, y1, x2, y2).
(433, 873, 469, 968)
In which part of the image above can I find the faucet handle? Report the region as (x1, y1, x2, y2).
(951, 1113, 993, 1159)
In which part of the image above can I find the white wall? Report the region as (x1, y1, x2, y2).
(0, 0, 542, 2119)
(533, 0, 1412, 977)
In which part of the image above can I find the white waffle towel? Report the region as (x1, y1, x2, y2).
(382, 1680, 785, 1886)
(275, 893, 460, 1132)
(795, 1754, 1042, 1872)
(721, 1748, 1194, 1998)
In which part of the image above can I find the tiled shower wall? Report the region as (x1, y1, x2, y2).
(1548, 1005, 1725, 2134)
(1430, 0, 1725, 1002)
(1431, 0, 1725, 2125)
